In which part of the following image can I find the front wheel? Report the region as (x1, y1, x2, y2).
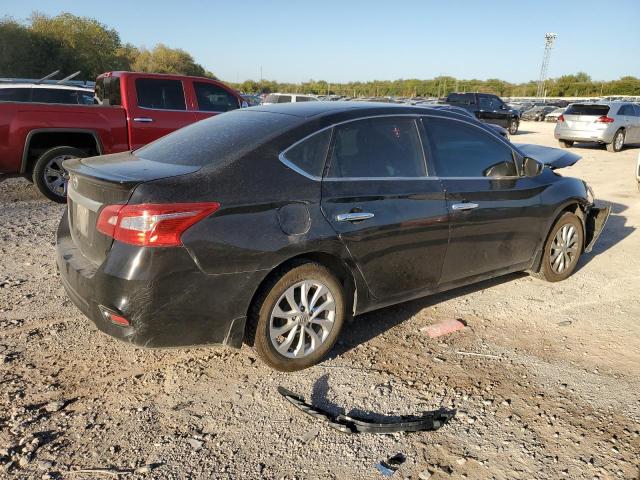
(533, 212, 584, 282)
(250, 262, 346, 371)
(32, 146, 86, 203)
(508, 118, 519, 135)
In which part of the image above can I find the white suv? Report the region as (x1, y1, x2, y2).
(262, 93, 319, 105)
(0, 83, 95, 105)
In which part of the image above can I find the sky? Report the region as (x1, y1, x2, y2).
(3, 0, 639, 84)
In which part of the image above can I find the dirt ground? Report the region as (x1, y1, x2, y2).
(1, 121, 639, 480)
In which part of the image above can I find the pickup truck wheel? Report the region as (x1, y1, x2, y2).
(508, 119, 519, 135)
(532, 212, 583, 282)
(250, 262, 345, 371)
(32, 146, 86, 203)
(606, 129, 625, 153)
(559, 140, 574, 148)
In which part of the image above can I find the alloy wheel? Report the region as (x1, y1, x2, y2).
(614, 132, 624, 151)
(43, 154, 75, 197)
(269, 280, 336, 358)
(550, 224, 579, 274)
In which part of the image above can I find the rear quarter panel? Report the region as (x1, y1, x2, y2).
(0, 102, 128, 174)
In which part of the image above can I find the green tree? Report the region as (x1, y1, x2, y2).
(131, 44, 209, 77)
(29, 12, 130, 78)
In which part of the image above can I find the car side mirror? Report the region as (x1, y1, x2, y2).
(522, 156, 542, 177)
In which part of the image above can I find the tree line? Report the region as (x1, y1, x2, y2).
(232, 74, 640, 98)
(1, 12, 638, 98)
(0, 13, 214, 80)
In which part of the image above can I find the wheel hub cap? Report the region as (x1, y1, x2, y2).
(269, 280, 336, 358)
(550, 224, 578, 274)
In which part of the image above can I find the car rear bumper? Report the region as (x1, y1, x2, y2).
(56, 211, 263, 349)
(554, 125, 616, 143)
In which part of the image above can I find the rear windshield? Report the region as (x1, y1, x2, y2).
(136, 110, 296, 167)
(95, 76, 121, 106)
(564, 104, 610, 116)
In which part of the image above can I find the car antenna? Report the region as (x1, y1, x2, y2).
(56, 71, 81, 84)
(34, 70, 60, 84)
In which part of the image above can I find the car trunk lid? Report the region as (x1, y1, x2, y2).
(63, 151, 201, 265)
(562, 104, 610, 129)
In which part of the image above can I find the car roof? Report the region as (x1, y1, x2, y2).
(0, 83, 93, 92)
(248, 101, 469, 119)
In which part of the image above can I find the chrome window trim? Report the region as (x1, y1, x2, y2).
(278, 112, 524, 182)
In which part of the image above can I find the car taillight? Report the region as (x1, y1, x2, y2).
(557, 114, 564, 122)
(595, 115, 614, 123)
(96, 202, 220, 247)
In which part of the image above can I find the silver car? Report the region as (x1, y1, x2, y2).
(554, 102, 640, 152)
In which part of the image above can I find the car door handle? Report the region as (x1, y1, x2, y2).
(336, 212, 375, 222)
(451, 203, 479, 211)
(133, 117, 154, 123)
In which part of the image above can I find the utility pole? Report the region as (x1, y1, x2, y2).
(536, 33, 557, 98)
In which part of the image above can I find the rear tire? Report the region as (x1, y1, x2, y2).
(606, 129, 624, 152)
(32, 146, 86, 203)
(532, 212, 584, 282)
(249, 262, 346, 371)
(559, 140, 574, 148)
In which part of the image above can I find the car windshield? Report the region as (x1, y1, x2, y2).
(564, 104, 610, 116)
(136, 110, 296, 167)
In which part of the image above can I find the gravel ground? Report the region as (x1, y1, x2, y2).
(1, 121, 639, 479)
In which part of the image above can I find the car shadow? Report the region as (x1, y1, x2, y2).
(577, 199, 634, 270)
(310, 373, 455, 426)
(328, 273, 525, 360)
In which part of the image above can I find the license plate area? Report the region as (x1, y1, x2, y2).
(75, 202, 90, 237)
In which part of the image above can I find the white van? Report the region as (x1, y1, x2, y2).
(262, 93, 319, 105)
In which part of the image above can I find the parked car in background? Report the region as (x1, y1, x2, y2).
(521, 105, 556, 121)
(545, 107, 566, 122)
(636, 152, 640, 192)
(241, 94, 262, 106)
(0, 83, 95, 105)
(428, 104, 510, 139)
(507, 101, 534, 117)
(56, 102, 609, 371)
(555, 102, 640, 152)
(262, 93, 319, 104)
(444, 92, 520, 134)
(0, 71, 245, 201)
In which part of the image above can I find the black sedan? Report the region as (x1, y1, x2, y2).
(56, 102, 609, 371)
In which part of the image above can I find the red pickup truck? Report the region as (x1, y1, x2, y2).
(0, 71, 246, 202)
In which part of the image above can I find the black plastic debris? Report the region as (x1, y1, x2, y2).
(277, 386, 455, 434)
(376, 453, 406, 476)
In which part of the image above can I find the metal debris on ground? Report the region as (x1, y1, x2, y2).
(375, 453, 406, 476)
(277, 387, 455, 434)
(420, 319, 466, 338)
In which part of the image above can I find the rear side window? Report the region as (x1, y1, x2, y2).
(618, 104, 635, 116)
(564, 104, 610, 116)
(194, 82, 239, 112)
(136, 78, 186, 110)
(422, 117, 516, 177)
(277, 95, 292, 103)
(136, 110, 295, 167)
(32, 88, 79, 104)
(281, 129, 332, 178)
(0, 88, 30, 102)
(327, 117, 426, 178)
